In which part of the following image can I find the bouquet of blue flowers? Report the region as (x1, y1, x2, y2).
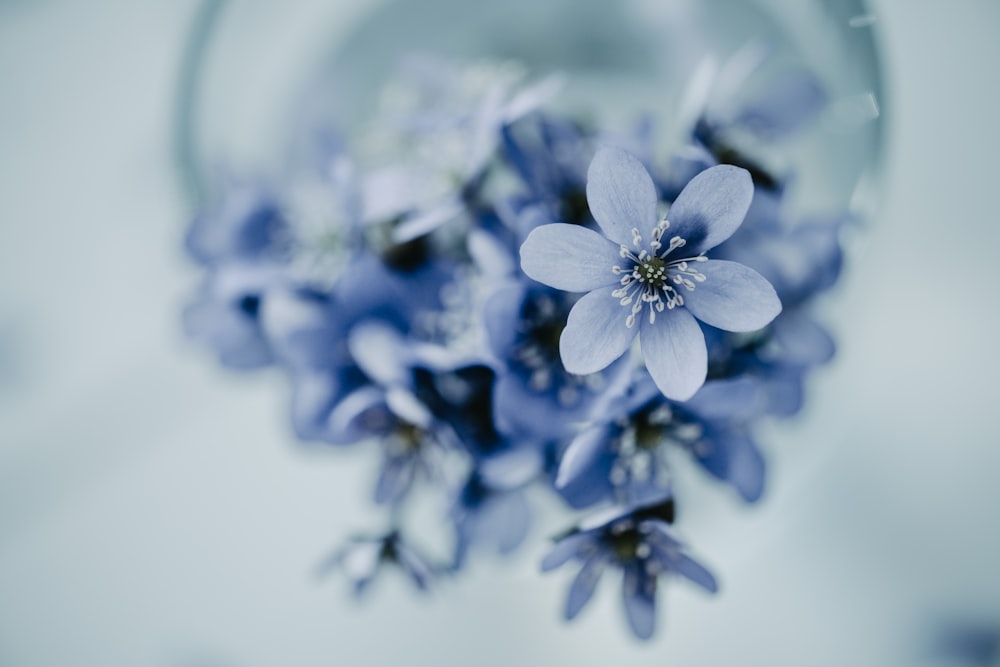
(183, 50, 850, 640)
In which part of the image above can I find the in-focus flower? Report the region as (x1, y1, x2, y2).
(520, 146, 781, 400)
(542, 502, 716, 640)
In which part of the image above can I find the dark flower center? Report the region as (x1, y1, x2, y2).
(237, 294, 261, 318)
(637, 257, 667, 287)
(608, 524, 652, 562)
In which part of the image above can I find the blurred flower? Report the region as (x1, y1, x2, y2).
(932, 622, 1000, 666)
(557, 372, 765, 507)
(183, 262, 284, 370)
(320, 530, 436, 596)
(483, 281, 631, 441)
(542, 502, 716, 639)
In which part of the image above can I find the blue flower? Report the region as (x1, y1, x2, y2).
(501, 113, 593, 225)
(185, 181, 287, 266)
(704, 312, 835, 417)
(319, 530, 436, 597)
(329, 321, 464, 505)
(557, 373, 766, 507)
(712, 188, 846, 308)
(183, 262, 285, 370)
(520, 146, 782, 401)
(541, 502, 716, 640)
(483, 281, 631, 441)
(362, 55, 558, 244)
(449, 446, 541, 568)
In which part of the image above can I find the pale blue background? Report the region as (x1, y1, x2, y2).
(1, 1, 998, 665)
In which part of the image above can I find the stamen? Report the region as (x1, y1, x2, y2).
(612, 230, 710, 328)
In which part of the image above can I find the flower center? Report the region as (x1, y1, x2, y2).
(638, 256, 667, 286)
(514, 292, 604, 404)
(611, 219, 707, 328)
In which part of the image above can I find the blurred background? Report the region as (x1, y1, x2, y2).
(1, 1, 998, 665)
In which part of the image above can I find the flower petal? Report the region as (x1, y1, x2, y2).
(328, 385, 389, 439)
(288, 371, 351, 444)
(682, 259, 782, 332)
(693, 429, 765, 502)
(770, 311, 835, 365)
(685, 377, 762, 421)
(622, 563, 657, 640)
(482, 282, 527, 361)
(586, 146, 659, 247)
(566, 554, 606, 620)
(666, 165, 753, 255)
(639, 308, 707, 401)
(541, 532, 592, 572)
(375, 454, 416, 505)
(560, 286, 638, 375)
(347, 321, 410, 387)
(734, 70, 827, 139)
(555, 423, 617, 509)
(519, 224, 621, 292)
(672, 554, 719, 593)
(393, 539, 434, 591)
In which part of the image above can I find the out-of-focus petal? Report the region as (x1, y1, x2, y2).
(685, 377, 762, 421)
(374, 455, 416, 505)
(734, 71, 827, 139)
(566, 554, 607, 620)
(541, 532, 592, 572)
(482, 283, 527, 361)
(555, 424, 617, 509)
(348, 321, 410, 387)
(622, 563, 657, 639)
(672, 554, 719, 593)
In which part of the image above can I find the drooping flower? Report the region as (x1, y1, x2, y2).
(541, 501, 716, 640)
(330, 321, 465, 505)
(449, 446, 541, 568)
(556, 372, 766, 507)
(319, 530, 436, 596)
(519, 146, 782, 401)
